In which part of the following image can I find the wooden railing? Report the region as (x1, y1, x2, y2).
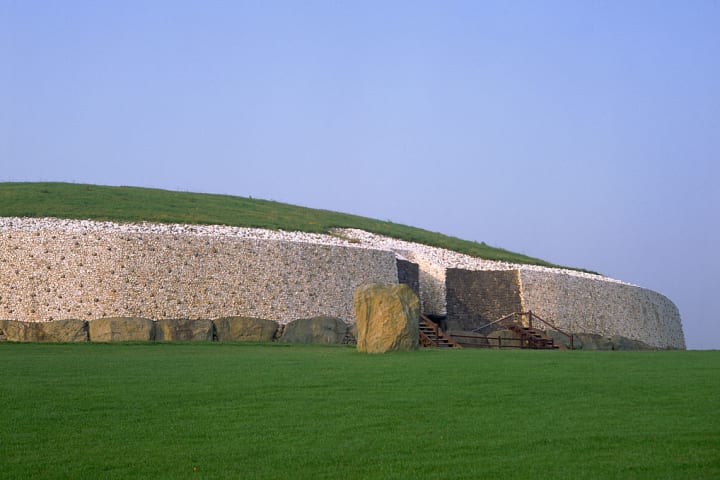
(419, 328, 437, 347)
(525, 311, 573, 350)
(470, 312, 518, 333)
(448, 311, 574, 350)
(450, 332, 525, 349)
(419, 314, 460, 348)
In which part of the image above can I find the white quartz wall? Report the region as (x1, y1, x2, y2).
(395, 250, 447, 316)
(0, 219, 686, 349)
(519, 270, 685, 349)
(0, 222, 398, 324)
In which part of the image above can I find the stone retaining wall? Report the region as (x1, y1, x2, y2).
(518, 270, 685, 349)
(396, 258, 420, 298)
(0, 228, 398, 324)
(445, 269, 522, 332)
(0, 219, 686, 349)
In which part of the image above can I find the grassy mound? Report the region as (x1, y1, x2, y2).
(0, 181, 577, 269)
(1, 343, 717, 479)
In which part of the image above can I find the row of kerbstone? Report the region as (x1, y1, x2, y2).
(544, 330, 657, 350)
(0, 316, 353, 344)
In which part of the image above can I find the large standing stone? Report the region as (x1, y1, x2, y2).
(0, 319, 88, 342)
(213, 316, 278, 342)
(353, 283, 419, 353)
(155, 318, 214, 341)
(279, 316, 349, 344)
(88, 317, 155, 342)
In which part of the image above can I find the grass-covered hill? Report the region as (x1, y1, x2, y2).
(0, 181, 573, 270)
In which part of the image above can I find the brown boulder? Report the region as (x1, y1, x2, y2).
(0, 320, 26, 342)
(88, 317, 155, 342)
(155, 318, 214, 341)
(353, 283, 419, 353)
(279, 316, 349, 344)
(544, 330, 582, 350)
(0, 319, 88, 342)
(576, 333, 613, 350)
(213, 316, 278, 342)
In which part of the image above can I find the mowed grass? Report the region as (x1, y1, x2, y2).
(1, 344, 717, 479)
(0, 181, 583, 270)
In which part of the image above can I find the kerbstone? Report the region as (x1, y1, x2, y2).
(576, 333, 613, 351)
(279, 316, 348, 344)
(89, 317, 154, 342)
(155, 319, 214, 341)
(0, 319, 87, 342)
(214, 316, 278, 342)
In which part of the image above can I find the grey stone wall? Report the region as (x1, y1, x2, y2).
(518, 270, 685, 349)
(0, 229, 398, 324)
(445, 269, 523, 332)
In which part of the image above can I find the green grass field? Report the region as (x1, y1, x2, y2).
(1, 343, 717, 479)
(0, 181, 590, 271)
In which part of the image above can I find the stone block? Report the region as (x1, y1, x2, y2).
(213, 316, 278, 342)
(279, 316, 348, 344)
(155, 318, 214, 341)
(0, 319, 87, 342)
(544, 330, 581, 350)
(576, 333, 613, 350)
(88, 317, 155, 342)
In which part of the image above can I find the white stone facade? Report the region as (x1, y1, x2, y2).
(518, 270, 685, 349)
(0, 219, 397, 324)
(0, 218, 685, 348)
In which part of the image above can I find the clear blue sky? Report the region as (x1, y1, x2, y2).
(2, 1, 718, 349)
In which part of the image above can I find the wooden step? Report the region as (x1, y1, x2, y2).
(418, 314, 461, 349)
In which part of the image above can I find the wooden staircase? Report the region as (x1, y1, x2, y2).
(419, 315, 460, 349)
(417, 311, 571, 351)
(507, 324, 563, 350)
(448, 312, 573, 349)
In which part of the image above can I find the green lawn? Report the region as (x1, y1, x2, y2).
(0, 181, 589, 271)
(1, 343, 717, 479)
